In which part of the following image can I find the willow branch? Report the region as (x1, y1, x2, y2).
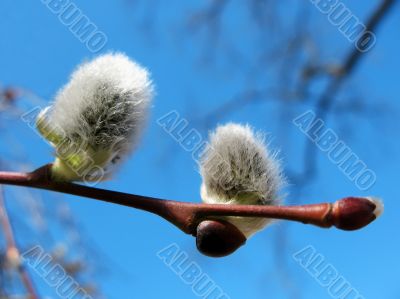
(0, 164, 381, 236)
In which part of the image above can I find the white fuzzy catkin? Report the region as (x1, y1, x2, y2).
(36, 53, 154, 181)
(200, 123, 284, 238)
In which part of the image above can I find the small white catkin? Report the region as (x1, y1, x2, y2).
(37, 53, 154, 181)
(200, 123, 285, 238)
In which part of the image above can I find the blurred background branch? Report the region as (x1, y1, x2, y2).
(126, 0, 397, 298)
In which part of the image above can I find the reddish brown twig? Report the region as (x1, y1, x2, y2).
(0, 186, 39, 299)
(0, 164, 382, 237)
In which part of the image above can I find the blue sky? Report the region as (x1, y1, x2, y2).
(0, 1, 399, 298)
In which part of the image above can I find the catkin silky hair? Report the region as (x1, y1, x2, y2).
(36, 53, 154, 182)
(199, 123, 285, 239)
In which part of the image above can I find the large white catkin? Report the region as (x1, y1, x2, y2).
(200, 123, 285, 238)
(37, 53, 154, 181)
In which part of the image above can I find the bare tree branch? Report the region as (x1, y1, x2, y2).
(0, 186, 39, 299)
(0, 165, 381, 236)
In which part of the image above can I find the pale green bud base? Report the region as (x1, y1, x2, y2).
(36, 108, 113, 182)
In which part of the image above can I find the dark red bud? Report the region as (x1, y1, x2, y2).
(331, 197, 383, 231)
(196, 220, 247, 258)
